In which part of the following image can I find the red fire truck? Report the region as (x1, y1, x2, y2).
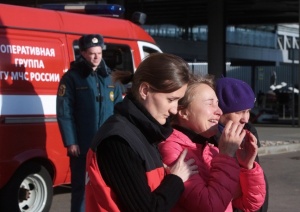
(0, 3, 161, 211)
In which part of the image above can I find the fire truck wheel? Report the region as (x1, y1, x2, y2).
(0, 162, 53, 212)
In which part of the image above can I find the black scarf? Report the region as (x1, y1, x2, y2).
(114, 94, 173, 145)
(173, 125, 217, 146)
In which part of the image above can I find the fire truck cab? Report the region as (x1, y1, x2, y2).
(0, 3, 161, 211)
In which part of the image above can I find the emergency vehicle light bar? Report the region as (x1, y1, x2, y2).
(40, 4, 125, 17)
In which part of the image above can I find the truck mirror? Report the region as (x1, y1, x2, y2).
(131, 12, 147, 25)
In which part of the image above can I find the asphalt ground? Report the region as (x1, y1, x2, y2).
(259, 151, 300, 212)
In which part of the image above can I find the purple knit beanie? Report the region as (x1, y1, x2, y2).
(216, 77, 255, 114)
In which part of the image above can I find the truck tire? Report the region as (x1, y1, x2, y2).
(0, 162, 53, 212)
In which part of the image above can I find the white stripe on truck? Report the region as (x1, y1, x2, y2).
(0, 94, 56, 115)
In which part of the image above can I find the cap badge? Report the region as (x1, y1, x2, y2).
(92, 37, 98, 44)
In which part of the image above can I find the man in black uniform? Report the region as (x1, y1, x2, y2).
(56, 34, 123, 212)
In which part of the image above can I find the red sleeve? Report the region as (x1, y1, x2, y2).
(232, 162, 266, 211)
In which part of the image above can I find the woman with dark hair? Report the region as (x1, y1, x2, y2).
(85, 53, 198, 211)
(159, 74, 266, 212)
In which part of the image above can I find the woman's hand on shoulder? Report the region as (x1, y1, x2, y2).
(168, 149, 198, 182)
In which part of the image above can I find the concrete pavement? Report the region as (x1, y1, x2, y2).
(255, 125, 300, 156)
